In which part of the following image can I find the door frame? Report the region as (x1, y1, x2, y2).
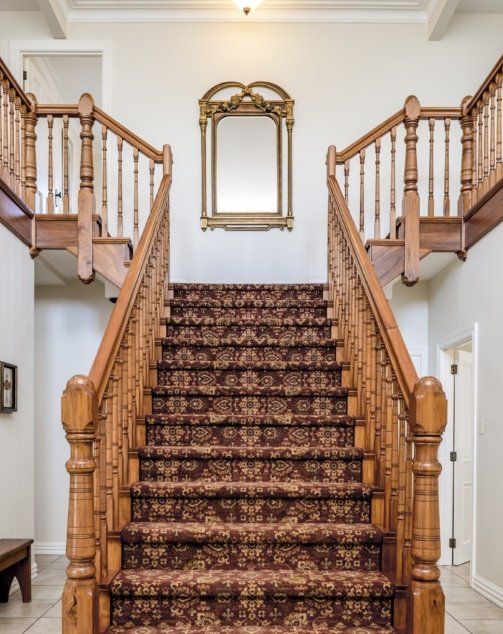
(7, 40, 111, 111)
(437, 324, 478, 578)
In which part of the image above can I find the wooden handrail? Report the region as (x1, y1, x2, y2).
(336, 108, 405, 163)
(327, 145, 417, 404)
(94, 107, 163, 162)
(467, 54, 503, 112)
(0, 57, 32, 109)
(35, 104, 79, 117)
(89, 147, 171, 399)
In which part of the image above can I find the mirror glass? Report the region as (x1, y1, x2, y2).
(216, 116, 277, 213)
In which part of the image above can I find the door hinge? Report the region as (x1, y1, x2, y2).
(23, 70, 27, 81)
(449, 537, 457, 548)
(451, 364, 458, 375)
(450, 451, 457, 462)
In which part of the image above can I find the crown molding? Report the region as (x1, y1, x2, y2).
(52, 0, 431, 24)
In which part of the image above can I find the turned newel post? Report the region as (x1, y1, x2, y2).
(78, 93, 95, 284)
(327, 144, 336, 178)
(460, 96, 474, 217)
(163, 143, 172, 177)
(24, 93, 38, 211)
(61, 375, 99, 634)
(407, 376, 447, 634)
(402, 96, 421, 287)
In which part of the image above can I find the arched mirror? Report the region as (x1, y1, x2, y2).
(199, 81, 294, 231)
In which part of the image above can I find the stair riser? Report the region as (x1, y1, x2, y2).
(131, 498, 371, 524)
(111, 596, 392, 628)
(169, 306, 329, 325)
(165, 325, 332, 345)
(172, 287, 324, 303)
(161, 346, 339, 368)
(139, 458, 362, 483)
(122, 541, 381, 571)
(153, 395, 348, 416)
(146, 425, 355, 448)
(157, 369, 342, 389)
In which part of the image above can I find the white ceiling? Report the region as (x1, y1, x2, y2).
(0, 0, 501, 39)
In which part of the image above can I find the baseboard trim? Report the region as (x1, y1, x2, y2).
(472, 573, 503, 609)
(35, 542, 66, 555)
(9, 562, 38, 596)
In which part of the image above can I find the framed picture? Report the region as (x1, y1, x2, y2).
(0, 362, 17, 413)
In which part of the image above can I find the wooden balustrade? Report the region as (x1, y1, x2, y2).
(61, 146, 172, 634)
(327, 145, 447, 633)
(460, 55, 503, 214)
(0, 58, 33, 204)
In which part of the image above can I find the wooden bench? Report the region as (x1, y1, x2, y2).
(0, 539, 34, 602)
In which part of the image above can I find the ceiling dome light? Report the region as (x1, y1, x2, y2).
(234, 0, 264, 15)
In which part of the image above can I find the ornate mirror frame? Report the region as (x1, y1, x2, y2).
(199, 81, 294, 231)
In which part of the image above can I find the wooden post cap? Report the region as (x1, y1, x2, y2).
(410, 376, 447, 436)
(404, 95, 421, 119)
(78, 93, 95, 116)
(61, 375, 98, 435)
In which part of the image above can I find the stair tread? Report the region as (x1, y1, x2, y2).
(152, 385, 349, 396)
(111, 618, 392, 629)
(138, 446, 363, 460)
(169, 317, 332, 326)
(158, 359, 341, 370)
(145, 414, 358, 427)
(173, 284, 325, 291)
(162, 337, 338, 348)
(110, 569, 394, 598)
(122, 521, 383, 544)
(131, 480, 372, 499)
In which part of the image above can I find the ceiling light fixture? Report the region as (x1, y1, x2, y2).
(234, 0, 264, 16)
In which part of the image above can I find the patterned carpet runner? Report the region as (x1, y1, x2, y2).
(107, 284, 396, 633)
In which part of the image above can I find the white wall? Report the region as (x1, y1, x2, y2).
(428, 223, 503, 605)
(34, 281, 113, 552)
(389, 281, 429, 375)
(0, 224, 35, 542)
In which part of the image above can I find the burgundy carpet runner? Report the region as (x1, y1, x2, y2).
(107, 284, 396, 633)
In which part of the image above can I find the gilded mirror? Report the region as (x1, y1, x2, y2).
(199, 81, 294, 231)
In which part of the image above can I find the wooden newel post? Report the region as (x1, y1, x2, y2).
(327, 145, 336, 178)
(459, 96, 474, 217)
(163, 143, 172, 177)
(402, 96, 421, 287)
(61, 375, 99, 634)
(407, 376, 447, 634)
(77, 93, 95, 285)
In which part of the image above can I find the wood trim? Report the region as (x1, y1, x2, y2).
(467, 54, 503, 112)
(336, 109, 405, 162)
(35, 104, 79, 117)
(93, 107, 163, 162)
(327, 172, 417, 404)
(89, 173, 171, 399)
(0, 58, 31, 109)
(464, 177, 503, 250)
(419, 107, 461, 119)
(0, 177, 33, 245)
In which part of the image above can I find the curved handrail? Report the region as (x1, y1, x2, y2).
(0, 57, 32, 109)
(327, 145, 417, 404)
(89, 146, 171, 399)
(336, 108, 405, 163)
(467, 53, 503, 112)
(94, 106, 163, 162)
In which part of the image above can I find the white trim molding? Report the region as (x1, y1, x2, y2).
(8, 39, 112, 111)
(35, 541, 66, 555)
(436, 324, 479, 570)
(408, 345, 428, 376)
(472, 573, 503, 610)
(53, 0, 431, 23)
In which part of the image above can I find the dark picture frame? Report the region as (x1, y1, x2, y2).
(0, 362, 17, 413)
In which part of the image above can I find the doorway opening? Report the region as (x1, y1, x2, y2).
(438, 328, 477, 576)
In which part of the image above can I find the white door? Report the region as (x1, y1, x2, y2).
(451, 345, 474, 565)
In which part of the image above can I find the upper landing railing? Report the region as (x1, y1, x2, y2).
(332, 54, 503, 284)
(0, 56, 168, 284)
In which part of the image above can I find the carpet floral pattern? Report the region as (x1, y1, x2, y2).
(109, 284, 396, 633)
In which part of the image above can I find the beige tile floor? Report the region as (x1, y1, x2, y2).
(1, 558, 502, 633)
